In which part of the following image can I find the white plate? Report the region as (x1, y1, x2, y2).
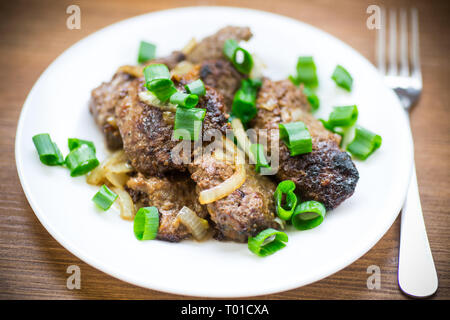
(15, 7, 413, 297)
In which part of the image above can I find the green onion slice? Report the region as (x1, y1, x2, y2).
(231, 79, 261, 124)
(292, 200, 327, 230)
(250, 144, 270, 172)
(248, 228, 288, 257)
(137, 41, 156, 64)
(224, 39, 240, 60)
(169, 91, 199, 108)
(143, 64, 176, 102)
(331, 65, 353, 91)
(68, 138, 96, 152)
(173, 107, 206, 141)
(133, 207, 159, 240)
(143, 64, 170, 82)
(347, 126, 382, 160)
(147, 79, 177, 102)
(295, 56, 318, 88)
(279, 122, 313, 156)
(32, 133, 64, 166)
(303, 86, 320, 112)
(65, 144, 99, 177)
(92, 185, 118, 210)
(288, 74, 300, 86)
(319, 119, 335, 132)
(223, 39, 253, 74)
(185, 79, 206, 96)
(274, 180, 298, 221)
(328, 105, 358, 128)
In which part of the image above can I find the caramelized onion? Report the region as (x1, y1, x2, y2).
(171, 61, 195, 80)
(231, 117, 255, 163)
(117, 65, 143, 78)
(86, 150, 130, 185)
(199, 162, 246, 204)
(181, 38, 198, 55)
(112, 187, 135, 221)
(177, 206, 209, 240)
(138, 91, 177, 112)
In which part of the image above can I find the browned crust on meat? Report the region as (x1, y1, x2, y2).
(252, 79, 359, 210)
(115, 77, 229, 176)
(200, 59, 246, 110)
(186, 26, 252, 64)
(89, 72, 133, 150)
(115, 77, 185, 176)
(189, 155, 278, 242)
(127, 172, 207, 242)
(89, 52, 186, 150)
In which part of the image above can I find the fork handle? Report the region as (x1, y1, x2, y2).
(398, 162, 438, 297)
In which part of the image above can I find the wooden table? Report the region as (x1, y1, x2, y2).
(1, 0, 448, 299)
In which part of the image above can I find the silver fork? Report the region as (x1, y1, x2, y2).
(377, 8, 438, 298)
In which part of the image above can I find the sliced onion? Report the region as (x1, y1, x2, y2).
(181, 38, 198, 55)
(170, 61, 195, 79)
(138, 91, 177, 112)
(108, 162, 133, 173)
(274, 217, 286, 230)
(177, 206, 209, 241)
(231, 117, 255, 163)
(112, 187, 135, 221)
(105, 171, 129, 188)
(117, 65, 143, 77)
(199, 162, 246, 204)
(86, 150, 130, 185)
(86, 164, 106, 185)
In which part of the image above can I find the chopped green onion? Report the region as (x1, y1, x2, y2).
(328, 105, 358, 127)
(231, 79, 261, 124)
(319, 119, 335, 132)
(223, 39, 254, 74)
(169, 91, 199, 108)
(68, 138, 96, 152)
(147, 79, 177, 102)
(250, 144, 270, 172)
(331, 65, 353, 91)
(92, 185, 118, 210)
(274, 180, 298, 220)
(288, 74, 300, 86)
(295, 56, 318, 88)
(143, 64, 177, 102)
(303, 86, 320, 112)
(347, 126, 382, 160)
(223, 39, 240, 60)
(292, 200, 326, 230)
(32, 133, 64, 166)
(143, 64, 170, 82)
(248, 228, 288, 257)
(279, 122, 312, 156)
(133, 207, 159, 240)
(65, 144, 99, 177)
(185, 79, 206, 96)
(137, 41, 156, 64)
(173, 107, 206, 141)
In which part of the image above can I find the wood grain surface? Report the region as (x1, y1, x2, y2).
(0, 0, 448, 300)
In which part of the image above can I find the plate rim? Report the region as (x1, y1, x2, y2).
(14, 5, 413, 297)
